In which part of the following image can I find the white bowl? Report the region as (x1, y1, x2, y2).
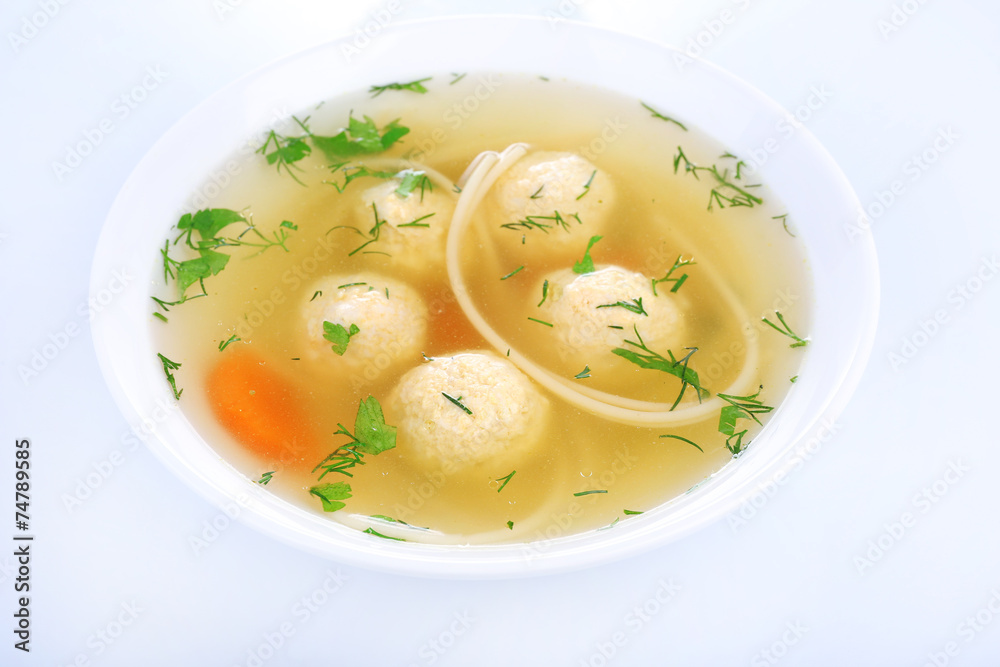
(91, 16, 878, 578)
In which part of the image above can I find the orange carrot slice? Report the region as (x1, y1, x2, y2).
(206, 350, 315, 464)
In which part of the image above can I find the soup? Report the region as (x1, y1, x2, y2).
(151, 73, 811, 544)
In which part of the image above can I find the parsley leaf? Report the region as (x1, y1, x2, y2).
(351, 396, 397, 455)
(322, 321, 360, 356)
(573, 235, 603, 274)
(311, 115, 410, 160)
(309, 482, 352, 512)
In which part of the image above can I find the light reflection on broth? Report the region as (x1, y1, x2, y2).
(153, 73, 811, 544)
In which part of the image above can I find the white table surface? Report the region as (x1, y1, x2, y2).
(4, 0, 999, 665)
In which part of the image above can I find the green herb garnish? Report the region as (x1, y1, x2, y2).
(364, 527, 405, 541)
(322, 321, 360, 356)
(673, 147, 762, 210)
(574, 489, 607, 497)
(506, 520, 514, 530)
(761, 311, 809, 348)
(156, 353, 183, 399)
(501, 211, 581, 234)
(576, 170, 597, 200)
(573, 235, 603, 274)
(256, 471, 275, 485)
(612, 326, 707, 410)
(310, 114, 410, 160)
(640, 101, 688, 131)
(256, 117, 312, 185)
(772, 213, 795, 237)
(394, 170, 432, 200)
(442, 392, 473, 415)
(309, 482, 353, 512)
(218, 334, 241, 352)
(596, 297, 647, 316)
(310, 290, 323, 301)
(651, 255, 695, 295)
(313, 396, 397, 480)
(575, 365, 592, 379)
(368, 77, 432, 97)
(659, 434, 704, 452)
(500, 265, 525, 281)
(449, 72, 467, 85)
(495, 470, 516, 493)
(623, 509, 643, 515)
(717, 386, 773, 455)
(528, 317, 554, 328)
(396, 213, 435, 228)
(537, 279, 549, 307)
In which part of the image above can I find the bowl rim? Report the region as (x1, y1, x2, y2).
(90, 14, 879, 579)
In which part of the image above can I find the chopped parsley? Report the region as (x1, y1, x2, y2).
(255, 471, 275, 485)
(506, 520, 514, 530)
(573, 235, 603, 274)
(309, 481, 352, 512)
(394, 170, 432, 199)
(313, 396, 397, 481)
(322, 321, 360, 356)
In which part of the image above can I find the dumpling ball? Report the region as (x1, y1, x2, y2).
(355, 172, 457, 276)
(486, 151, 615, 261)
(389, 352, 548, 468)
(536, 266, 686, 366)
(300, 273, 427, 382)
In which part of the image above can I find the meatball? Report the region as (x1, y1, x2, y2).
(536, 266, 685, 365)
(486, 151, 615, 261)
(300, 273, 427, 381)
(389, 352, 548, 467)
(356, 174, 457, 276)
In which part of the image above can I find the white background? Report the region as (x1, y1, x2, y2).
(3, 0, 1000, 665)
